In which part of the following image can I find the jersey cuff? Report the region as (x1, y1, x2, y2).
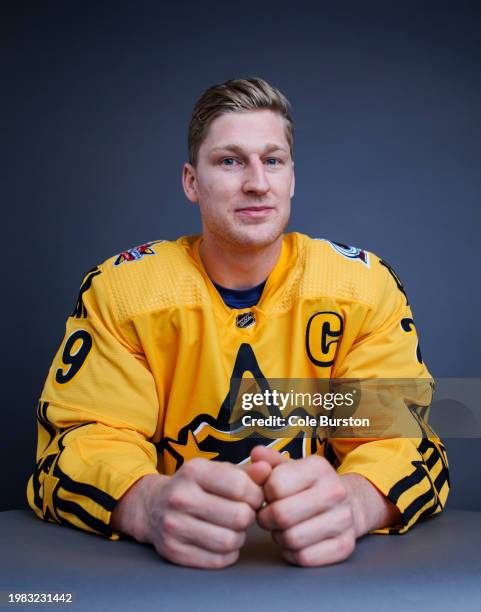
(336, 440, 442, 535)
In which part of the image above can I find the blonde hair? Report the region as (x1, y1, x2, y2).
(188, 77, 294, 166)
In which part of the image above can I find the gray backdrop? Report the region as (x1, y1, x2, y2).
(3, 1, 480, 511)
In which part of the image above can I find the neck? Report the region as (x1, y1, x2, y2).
(199, 234, 283, 290)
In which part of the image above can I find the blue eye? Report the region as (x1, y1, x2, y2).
(222, 158, 237, 166)
(266, 158, 280, 166)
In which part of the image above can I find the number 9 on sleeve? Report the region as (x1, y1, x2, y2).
(55, 329, 93, 384)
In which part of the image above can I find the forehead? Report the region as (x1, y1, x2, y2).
(200, 109, 289, 154)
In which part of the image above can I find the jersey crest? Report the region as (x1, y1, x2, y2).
(157, 343, 318, 469)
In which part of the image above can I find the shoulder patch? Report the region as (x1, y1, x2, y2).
(113, 240, 165, 267)
(322, 239, 370, 267)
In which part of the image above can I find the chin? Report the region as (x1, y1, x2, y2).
(228, 224, 286, 249)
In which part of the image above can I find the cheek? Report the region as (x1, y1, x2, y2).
(272, 174, 293, 197)
(202, 175, 239, 203)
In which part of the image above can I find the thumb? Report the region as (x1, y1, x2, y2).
(241, 460, 272, 487)
(250, 445, 291, 468)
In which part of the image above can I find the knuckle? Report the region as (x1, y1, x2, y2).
(232, 503, 254, 530)
(266, 472, 286, 500)
(270, 503, 290, 530)
(220, 530, 242, 552)
(329, 482, 348, 505)
(211, 550, 239, 569)
(307, 453, 326, 467)
(159, 536, 180, 561)
(160, 512, 179, 536)
(232, 472, 249, 500)
(256, 507, 269, 529)
(337, 532, 356, 558)
(336, 506, 353, 531)
(308, 454, 330, 474)
(167, 487, 190, 511)
(236, 530, 247, 548)
(180, 458, 204, 479)
(293, 547, 312, 567)
(281, 527, 300, 551)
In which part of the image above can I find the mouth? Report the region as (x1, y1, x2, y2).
(234, 206, 275, 219)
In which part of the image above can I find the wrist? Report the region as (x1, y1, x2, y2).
(111, 473, 169, 542)
(340, 473, 369, 537)
(340, 472, 401, 536)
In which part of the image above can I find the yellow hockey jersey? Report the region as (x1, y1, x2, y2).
(27, 233, 449, 539)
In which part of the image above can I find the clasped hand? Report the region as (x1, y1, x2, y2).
(142, 445, 361, 569)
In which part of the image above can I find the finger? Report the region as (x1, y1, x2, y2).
(163, 512, 246, 554)
(281, 530, 356, 567)
(271, 505, 354, 550)
(250, 445, 290, 467)
(182, 458, 264, 509)
(185, 488, 256, 531)
(257, 478, 348, 530)
(241, 460, 272, 487)
(257, 483, 344, 530)
(158, 537, 240, 569)
(263, 454, 335, 502)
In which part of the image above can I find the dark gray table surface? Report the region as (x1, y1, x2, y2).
(1, 509, 480, 611)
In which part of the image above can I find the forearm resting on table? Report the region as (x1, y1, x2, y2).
(110, 473, 168, 542)
(340, 473, 401, 536)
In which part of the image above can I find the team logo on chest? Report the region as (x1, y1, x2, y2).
(157, 343, 314, 470)
(236, 312, 256, 329)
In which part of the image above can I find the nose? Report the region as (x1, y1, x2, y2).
(242, 157, 270, 196)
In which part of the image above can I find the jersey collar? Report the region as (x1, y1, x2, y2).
(187, 233, 302, 322)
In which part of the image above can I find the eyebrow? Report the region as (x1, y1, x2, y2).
(209, 143, 289, 155)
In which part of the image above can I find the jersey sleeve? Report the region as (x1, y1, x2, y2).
(27, 265, 160, 539)
(330, 257, 450, 534)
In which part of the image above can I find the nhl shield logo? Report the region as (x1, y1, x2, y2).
(236, 312, 256, 328)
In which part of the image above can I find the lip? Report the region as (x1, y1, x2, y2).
(235, 206, 274, 218)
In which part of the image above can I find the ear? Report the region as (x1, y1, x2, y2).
(182, 162, 198, 203)
(290, 160, 295, 199)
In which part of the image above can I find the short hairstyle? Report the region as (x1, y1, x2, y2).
(188, 77, 294, 166)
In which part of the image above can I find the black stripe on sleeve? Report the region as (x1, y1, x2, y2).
(31, 453, 56, 512)
(36, 401, 56, 448)
(434, 466, 449, 495)
(418, 439, 450, 488)
(54, 498, 113, 538)
(401, 487, 436, 525)
(388, 461, 426, 504)
(32, 422, 116, 520)
(418, 438, 432, 454)
(53, 464, 117, 511)
(438, 444, 449, 473)
(426, 450, 439, 471)
(57, 422, 94, 450)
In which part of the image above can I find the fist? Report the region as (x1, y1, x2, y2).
(251, 447, 357, 567)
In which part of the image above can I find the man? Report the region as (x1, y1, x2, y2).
(28, 78, 449, 569)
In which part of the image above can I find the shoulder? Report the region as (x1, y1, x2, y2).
(294, 233, 404, 309)
(89, 236, 205, 323)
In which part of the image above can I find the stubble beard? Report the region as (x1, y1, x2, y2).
(205, 207, 290, 251)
